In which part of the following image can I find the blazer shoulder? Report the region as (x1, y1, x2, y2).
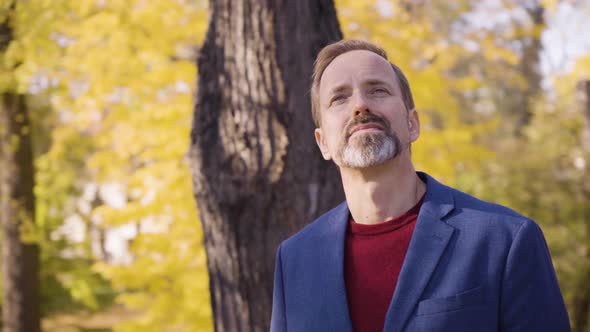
(447, 186, 533, 233)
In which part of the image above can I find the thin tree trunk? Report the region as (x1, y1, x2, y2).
(0, 93, 41, 332)
(189, 0, 343, 330)
(515, 2, 544, 135)
(0, 3, 41, 330)
(573, 80, 590, 332)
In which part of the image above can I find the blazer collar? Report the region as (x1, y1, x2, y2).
(318, 172, 456, 332)
(319, 202, 353, 332)
(383, 172, 456, 331)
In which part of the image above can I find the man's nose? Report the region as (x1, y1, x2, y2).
(352, 93, 370, 117)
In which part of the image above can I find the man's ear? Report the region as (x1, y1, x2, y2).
(314, 128, 332, 160)
(407, 109, 420, 143)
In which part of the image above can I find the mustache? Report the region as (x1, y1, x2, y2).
(345, 113, 390, 140)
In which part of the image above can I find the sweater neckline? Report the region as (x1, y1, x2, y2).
(348, 193, 425, 236)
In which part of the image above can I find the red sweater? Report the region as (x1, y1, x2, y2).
(344, 196, 424, 332)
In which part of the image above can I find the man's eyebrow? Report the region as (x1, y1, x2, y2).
(326, 79, 393, 95)
(364, 79, 392, 87)
(328, 84, 350, 95)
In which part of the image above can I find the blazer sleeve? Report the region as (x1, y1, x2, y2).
(499, 219, 571, 332)
(270, 244, 286, 332)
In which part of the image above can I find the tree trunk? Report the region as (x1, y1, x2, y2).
(0, 93, 41, 332)
(515, 2, 544, 135)
(573, 80, 590, 332)
(189, 0, 343, 330)
(0, 4, 41, 331)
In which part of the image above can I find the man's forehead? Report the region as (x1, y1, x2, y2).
(320, 50, 397, 91)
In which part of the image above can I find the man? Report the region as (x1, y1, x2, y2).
(270, 39, 570, 332)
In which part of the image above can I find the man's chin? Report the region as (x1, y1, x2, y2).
(337, 149, 397, 169)
(345, 132, 383, 149)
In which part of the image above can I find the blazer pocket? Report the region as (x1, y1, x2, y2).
(416, 286, 484, 316)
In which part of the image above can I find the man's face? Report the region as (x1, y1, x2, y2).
(314, 50, 420, 169)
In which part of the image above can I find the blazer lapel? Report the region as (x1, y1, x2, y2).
(319, 202, 353, 332)
(383, 173, 456, 332)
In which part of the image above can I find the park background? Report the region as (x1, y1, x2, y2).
(0, 0, 589, 331)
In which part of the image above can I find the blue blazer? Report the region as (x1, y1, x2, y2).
(270, 172, 570, 331)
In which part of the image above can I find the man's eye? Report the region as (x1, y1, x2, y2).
(371, 88, 388, 95)
(331, 95, 346, 105)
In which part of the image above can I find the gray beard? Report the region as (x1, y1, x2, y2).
(338, 132, 401, 168)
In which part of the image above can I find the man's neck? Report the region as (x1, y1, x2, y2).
(340, 154, 426, 225)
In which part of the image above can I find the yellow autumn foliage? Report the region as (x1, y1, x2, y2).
(2, 0, 588, 330)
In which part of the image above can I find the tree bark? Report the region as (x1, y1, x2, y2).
(189, 0, 343, 330)
(0, 95, 41, 332)
(0, 3, 41, 331)
(515, 2, 544, 135)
